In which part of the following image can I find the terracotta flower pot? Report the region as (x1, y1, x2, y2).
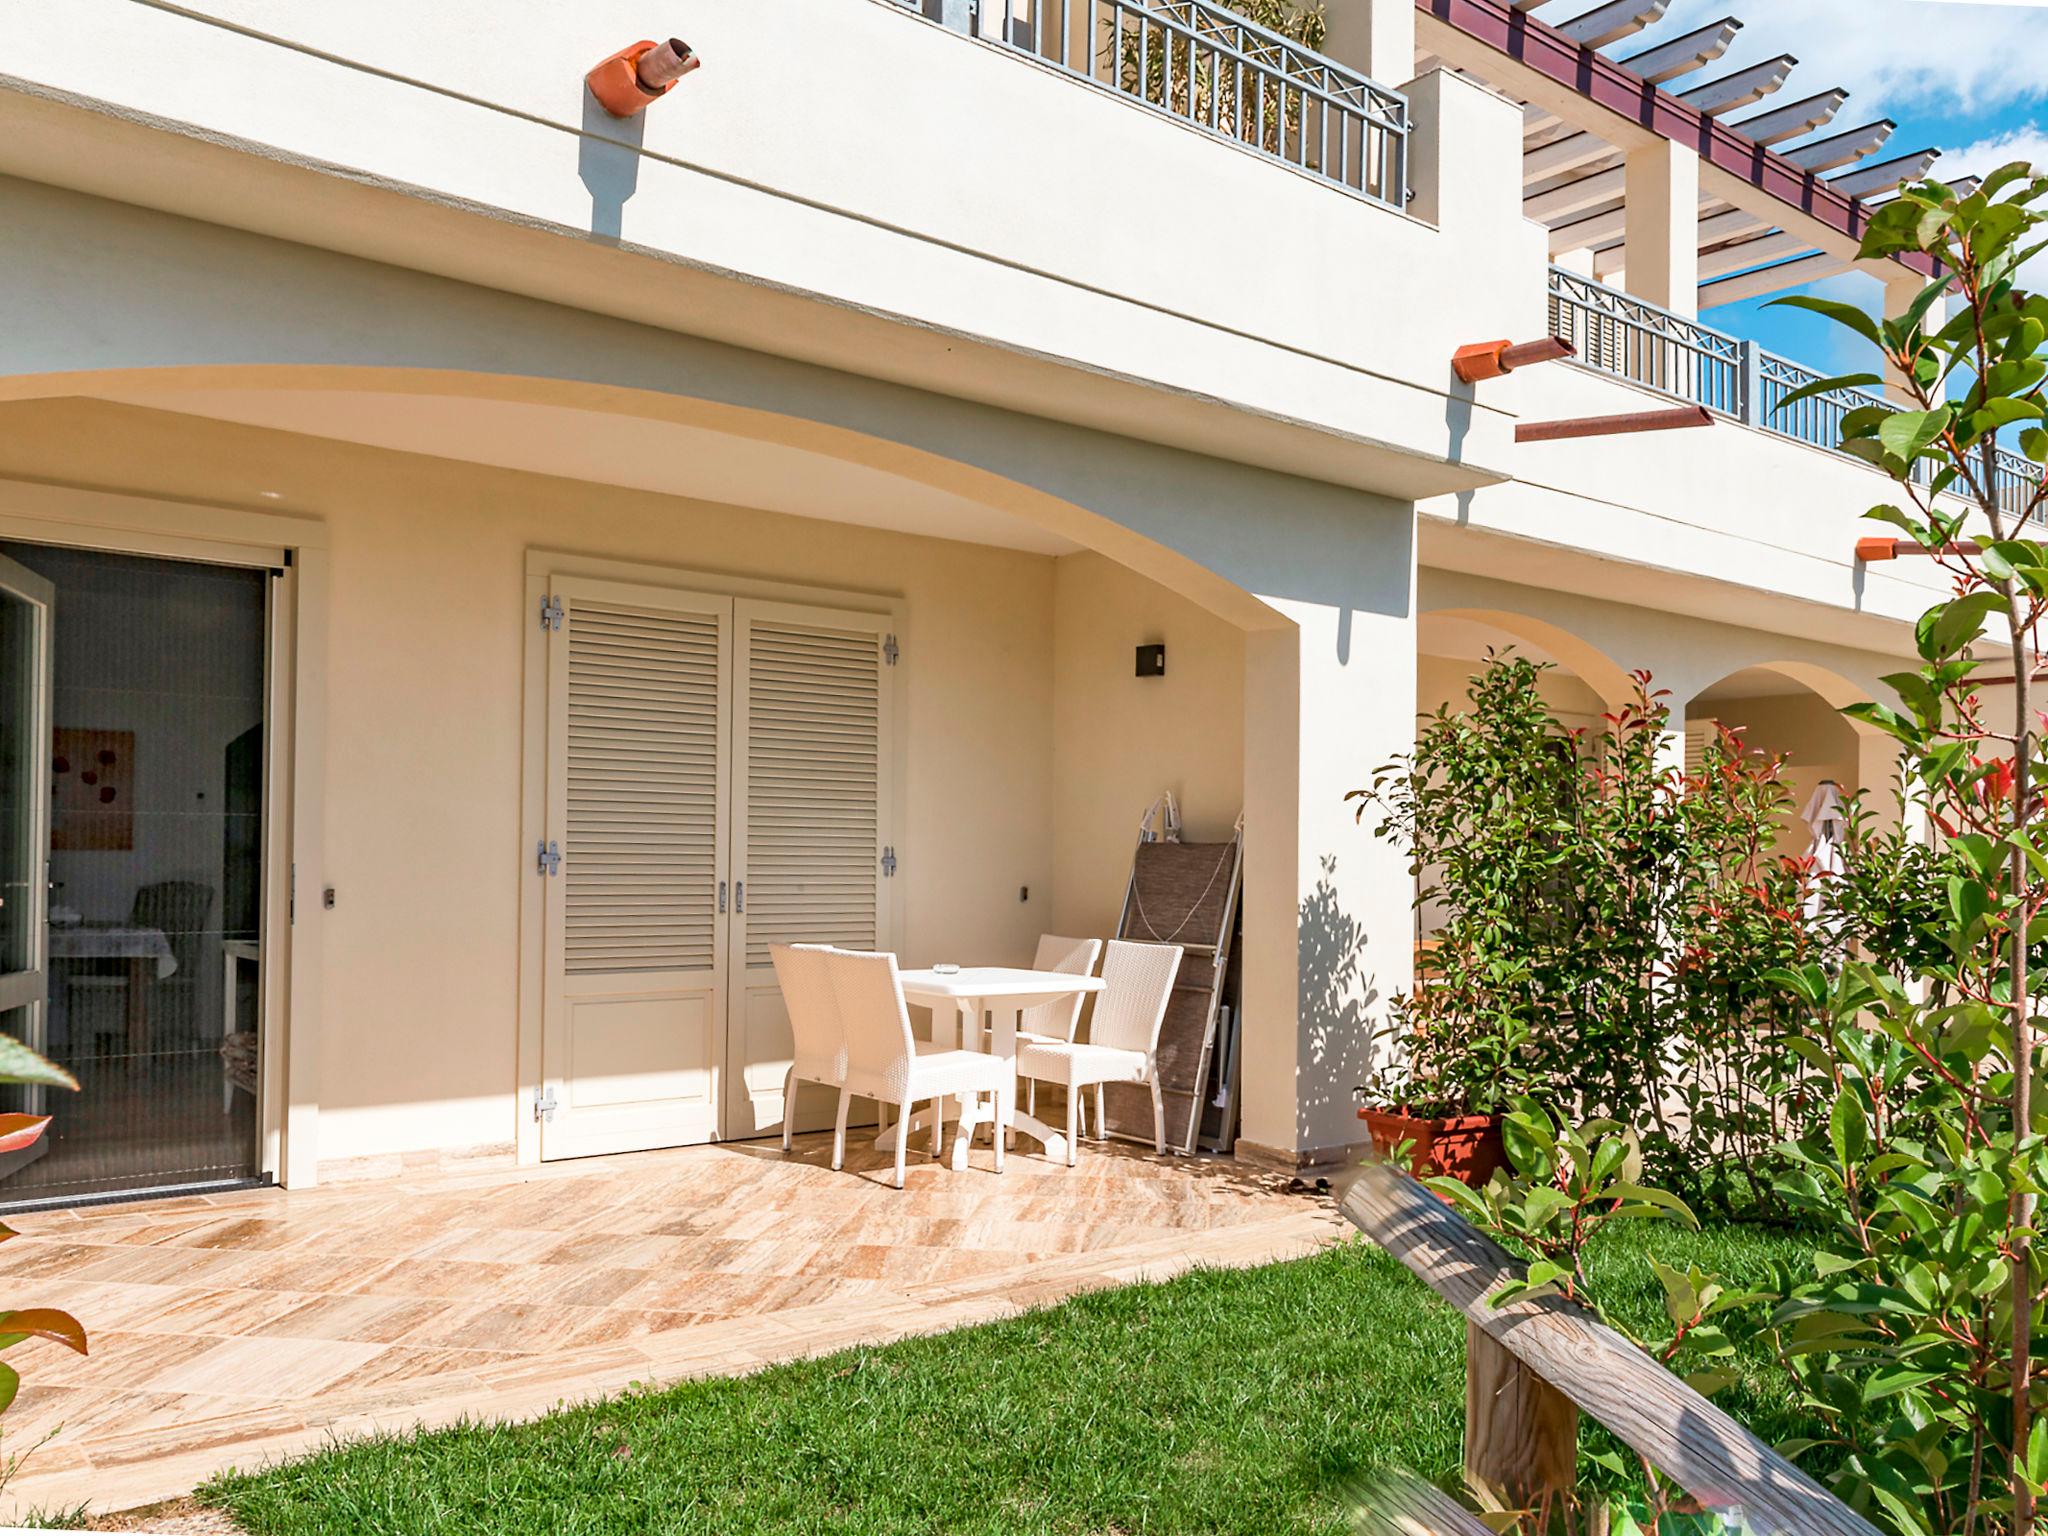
(1358, 1106, 1506, 1188)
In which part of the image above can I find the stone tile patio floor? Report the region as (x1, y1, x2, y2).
(0, 1129, 1343, 1523)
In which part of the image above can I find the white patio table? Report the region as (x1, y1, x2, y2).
(882, 966, 1105, 1171)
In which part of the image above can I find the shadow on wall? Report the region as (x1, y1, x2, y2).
(579, 94, 646, 242)
(1298, 853, 1376, 1150)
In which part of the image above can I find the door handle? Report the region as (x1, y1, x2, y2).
(718, 880, 727, 914)
(735, 881, 745, 914)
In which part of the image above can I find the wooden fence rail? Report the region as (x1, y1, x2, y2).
(1339, 1161, 1882, 1536)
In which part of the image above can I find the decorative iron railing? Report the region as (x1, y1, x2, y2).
(1547, 269, 1745, 417)
(887, 0, 1408, 209)
(1548, 268, 2044, 520)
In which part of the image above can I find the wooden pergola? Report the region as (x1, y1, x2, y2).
(1413, 0, 1952, 313)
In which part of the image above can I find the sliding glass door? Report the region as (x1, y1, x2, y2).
(0, 541, 269, 1208)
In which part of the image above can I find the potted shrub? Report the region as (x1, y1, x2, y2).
(1348, 654, 1589, 1186)
(1353, 979, 1516, 1187)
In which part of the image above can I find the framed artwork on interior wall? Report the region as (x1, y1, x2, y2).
(52, 728, 136, 851)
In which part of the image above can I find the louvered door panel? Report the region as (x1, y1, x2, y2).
(541, 578, 730, 1160)
(564, 605, 720, 974)
(726, 600, 894, 1137)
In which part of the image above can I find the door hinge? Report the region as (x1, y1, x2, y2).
(883, 634, 899, 666)
(536, 839, 561, 877)
(881, 846, 897, 877)
(539, 594, 564, 632)
(534, 1085, 558, 1123)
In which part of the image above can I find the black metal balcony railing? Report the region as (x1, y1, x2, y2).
(888, 0, 1409, 210)
(1548, 267, 2041, 519)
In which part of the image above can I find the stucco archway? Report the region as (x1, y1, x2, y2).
(1686, 660, 1903, 841)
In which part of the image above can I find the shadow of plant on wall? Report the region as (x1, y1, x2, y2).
(1297, 853, 1376, 1149)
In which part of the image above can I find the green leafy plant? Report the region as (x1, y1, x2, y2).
(1353, 655, 1821, 1207)
(1428, 1098, 1699, 1317)
(1747, 163, 2048, 1535)
(1351, 652, 1583, 1117)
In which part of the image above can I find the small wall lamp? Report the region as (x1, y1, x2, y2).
(1136, 644, 1166, 679)
(586, 37, 700, 117)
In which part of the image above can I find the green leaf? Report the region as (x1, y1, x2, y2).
(1605, 1183, 1698, 1227)
(1769, 294, 1885, 349)
(1523, 1260, 1570, 1292)
(1771, 372, 1885, 415)
(0, 1036, 77, 1093)
(1928, 591, 2005, 659)
(1832, 1089, 1871, 1168)
(1878, 406, 1953, 461)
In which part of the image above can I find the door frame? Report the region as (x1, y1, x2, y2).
(0, 479, 328, 1189)
(0, 552, 53, 1027)
(517, 549, 906, 1167)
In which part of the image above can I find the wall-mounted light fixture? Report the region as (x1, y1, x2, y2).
(1136, 643, 1166, 679)
(586, 37, 700, 118)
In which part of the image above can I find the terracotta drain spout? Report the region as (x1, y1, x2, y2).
(587, 37, 700, 117)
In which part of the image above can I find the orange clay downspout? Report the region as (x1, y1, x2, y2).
(1452, 335, 1576, 384)
(587, 37, 699, 117)
(1855, 538, 1984, 562)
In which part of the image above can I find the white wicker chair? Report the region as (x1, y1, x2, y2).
(1016, 939, 1182, 1164)
(1017, 935, 1103, 1045)
(1017, 934, 1103, 1128)
(826, 948, 1011, 1188)
(770, 943, 847, 1159)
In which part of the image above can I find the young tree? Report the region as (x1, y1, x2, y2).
(1769, 164, 2048, 1535)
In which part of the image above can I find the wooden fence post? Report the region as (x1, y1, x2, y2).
(1339, 1162, 1884, 1536)
(1465, 1320, 1578, 1509)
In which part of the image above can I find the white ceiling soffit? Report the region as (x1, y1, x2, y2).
(1481, 0, 1945, 308)
(85, 388, 1084, 555)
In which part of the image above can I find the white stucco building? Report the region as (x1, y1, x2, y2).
(0, 0, 1985, 1198)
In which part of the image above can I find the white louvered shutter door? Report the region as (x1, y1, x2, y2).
(540, 577, 731, 1160)
(726, 599, 894, 1137)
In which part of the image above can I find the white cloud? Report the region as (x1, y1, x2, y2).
(1615, 0, 2048, 122)
(1941, 124, 2048, 179)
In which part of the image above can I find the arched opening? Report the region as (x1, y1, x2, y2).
(1409, 610, 1636, 950)
(0, 373, 1287, 1185)
(1684, 663, 1901, 850)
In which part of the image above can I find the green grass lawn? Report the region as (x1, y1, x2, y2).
(203, 1220, 1817, 1536)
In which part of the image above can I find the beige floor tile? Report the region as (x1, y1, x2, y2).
(0, 1136, 1333, 1524)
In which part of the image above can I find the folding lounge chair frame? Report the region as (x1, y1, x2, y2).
(1099, 798, 1244, 1155)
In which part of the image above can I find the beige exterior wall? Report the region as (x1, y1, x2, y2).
(0, 399, 1065, 1170)
(1049, 552, 1247, 945)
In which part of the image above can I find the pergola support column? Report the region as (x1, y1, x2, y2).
(1323, 0, 1415, 92)
(1624, 139, 1700, 316)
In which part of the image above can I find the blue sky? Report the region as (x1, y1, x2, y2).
(1606, 0, 2048, 372)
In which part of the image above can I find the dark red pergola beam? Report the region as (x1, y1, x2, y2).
(1515, 404, 1715, 443)
(1416, 0, 1940, 281)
